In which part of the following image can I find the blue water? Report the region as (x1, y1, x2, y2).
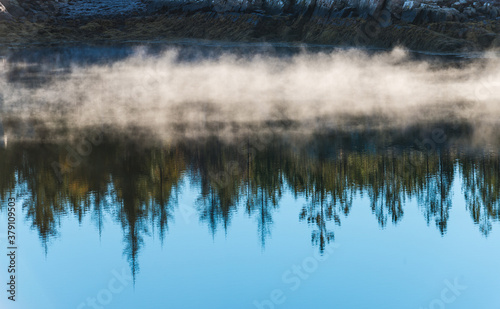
(1, 164, 500, 309)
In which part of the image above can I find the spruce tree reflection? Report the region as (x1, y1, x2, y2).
(418, 152, 455, 234)
(461, 153, 500, 236)
(244, 139, 283, 249)
(1, 128, 500, 278)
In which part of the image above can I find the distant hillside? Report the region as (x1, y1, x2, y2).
(0, 0, 499, 52)
(1, 0, 499, 23)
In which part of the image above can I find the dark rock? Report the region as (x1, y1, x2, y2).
(1, 0, 24, 17)
(451, 1, 467, 11)
(313, 0, 337, 19)
(0, 2, 13, 20)
(330, 6, 356, 18)
(472, 1, 482, 9)
(441, 8, 461, 21)
(385, 0, 405, 18)
(491, 7, 499, 18)
(0, 11, 12, 20)
(181, 1, 212, 14)
(360, 0, 386, 17)
(340, 0, 385, 18)
(37, 11, 53, 21)
(212, 0, 257, 13)
(401, 8, 419, 23)
(414, 8, 431, 24)
(463, 6, 477, 18)
(402, 0, 417, 11)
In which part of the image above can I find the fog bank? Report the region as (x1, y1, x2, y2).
(1, 47, 499, 142)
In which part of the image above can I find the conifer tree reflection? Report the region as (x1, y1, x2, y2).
(189, 138, 242, 236)
(111, 145, 149, 283)
(292, 143, 351, 253)
(417, 152, 455, 234)
(1, 129, 500, 274)
(147, 148, 185, 244)
(365, 152, 406, 227)
(461, 153, 500, 236)
(244, 139, 283, 249)
(17, 143, 67, 253)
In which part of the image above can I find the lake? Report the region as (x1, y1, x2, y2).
(0, 43, 499, 309)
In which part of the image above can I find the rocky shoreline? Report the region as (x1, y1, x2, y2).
(0, 0, 499, 52)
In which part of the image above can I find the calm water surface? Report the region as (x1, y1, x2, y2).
(0, 45, 499, 309)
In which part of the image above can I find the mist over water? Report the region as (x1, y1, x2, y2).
(1, 45, 499, 143)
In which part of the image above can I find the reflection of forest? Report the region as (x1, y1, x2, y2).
(1, 128, 499, 278)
